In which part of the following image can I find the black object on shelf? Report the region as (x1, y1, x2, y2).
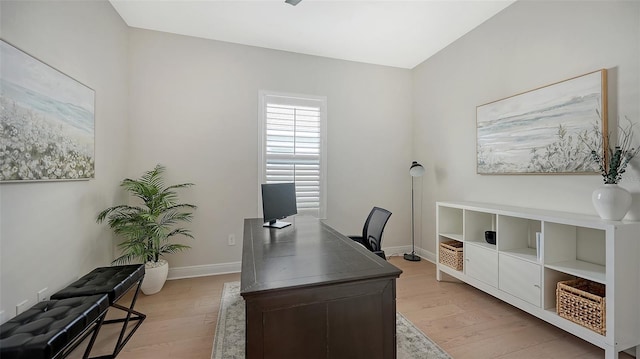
(485, 231, 496, 245)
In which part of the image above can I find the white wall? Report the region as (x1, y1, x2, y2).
(413, 1, 640, 254)
(0, 1, 129, 321)
(127, 29, 414, 270)
(0, 1, 413, 313)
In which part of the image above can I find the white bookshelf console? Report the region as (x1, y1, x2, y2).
(436, 201, 640, 359)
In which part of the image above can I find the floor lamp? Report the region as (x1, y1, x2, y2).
(404, 161, 424, 261)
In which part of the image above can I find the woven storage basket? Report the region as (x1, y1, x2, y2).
(556, 279, 606, 335)
(439, 241, 463, 271)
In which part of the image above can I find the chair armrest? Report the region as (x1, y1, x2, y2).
(350, 236, 385, 259)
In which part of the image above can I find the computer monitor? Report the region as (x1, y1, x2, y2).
(261, 182, 298, 228)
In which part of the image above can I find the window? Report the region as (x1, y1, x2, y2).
(259, 91, 327, 219)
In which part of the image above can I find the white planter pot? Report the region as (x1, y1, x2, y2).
(141, 259, 169, 295)
(592, 184, 632, 220)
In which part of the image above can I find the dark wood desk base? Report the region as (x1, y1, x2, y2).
(245, 278, 397, 359)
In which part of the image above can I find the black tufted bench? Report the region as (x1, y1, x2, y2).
(0, 294, 109, 359)
(50, 265, 146, 358)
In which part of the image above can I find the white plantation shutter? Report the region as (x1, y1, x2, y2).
(259, 91, 327, 218)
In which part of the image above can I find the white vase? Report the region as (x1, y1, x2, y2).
(141, 259, 169, 295)
(592, 184, 632, 220)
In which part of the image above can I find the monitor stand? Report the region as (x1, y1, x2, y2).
(263, 220, 292, 229)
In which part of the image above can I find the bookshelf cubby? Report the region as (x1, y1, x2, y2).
(436, 201, 640, 359)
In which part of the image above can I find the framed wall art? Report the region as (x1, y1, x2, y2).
(0, 40, 95, 182)
(477, 69, 607, 174)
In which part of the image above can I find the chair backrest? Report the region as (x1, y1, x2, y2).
(361, 207, 392, 252)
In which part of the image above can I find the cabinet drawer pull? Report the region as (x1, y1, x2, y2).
(533, 284, 540, 288)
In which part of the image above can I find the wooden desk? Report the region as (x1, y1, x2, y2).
(241, 216, 402, 359)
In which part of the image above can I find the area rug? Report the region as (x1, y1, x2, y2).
(212, 281, 451, 359)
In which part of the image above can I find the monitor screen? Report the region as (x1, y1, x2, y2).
(261, 182, 298, 228)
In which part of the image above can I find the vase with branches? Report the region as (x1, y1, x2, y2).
(97, 164, 196, 294)
(584, 114, 638, 220)
(587, 116, 640, 184)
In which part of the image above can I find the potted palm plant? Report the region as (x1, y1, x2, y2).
(97, 164, 196, 295)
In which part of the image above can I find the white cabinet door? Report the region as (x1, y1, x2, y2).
(465, 244, 498, 287)
(499, 253, 541, 307)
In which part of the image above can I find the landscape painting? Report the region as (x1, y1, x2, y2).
(477, 69, 607, 174)
(0, 40, 95, 182)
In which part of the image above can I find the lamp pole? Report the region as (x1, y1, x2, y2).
(404, 161, 424, 261)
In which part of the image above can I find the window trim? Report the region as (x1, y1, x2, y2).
(258, 90, 327, 219)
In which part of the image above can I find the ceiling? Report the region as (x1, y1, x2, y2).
(109, 0, 515, 69)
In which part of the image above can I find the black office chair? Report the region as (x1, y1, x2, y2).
(349, 207, 392, 260)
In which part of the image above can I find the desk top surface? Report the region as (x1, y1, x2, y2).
(240, 216, 402, 297)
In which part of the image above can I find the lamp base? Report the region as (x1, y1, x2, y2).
(403, 253, 421, 262)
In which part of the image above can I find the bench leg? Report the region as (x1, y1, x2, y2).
(49, 310, 107, 359)
(82, 314, 106, 359)
(99, 277, 146, 358)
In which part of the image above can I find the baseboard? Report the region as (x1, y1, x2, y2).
(382, 245, 413, 258)
(383, 246, 436, 263)
(167, 261, 241, 280)
(623, 346, 636, 357)
(416, 247, 436, 263)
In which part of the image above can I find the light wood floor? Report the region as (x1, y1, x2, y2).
(70, 256, 633, 359)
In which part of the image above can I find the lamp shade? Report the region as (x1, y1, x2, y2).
(409, 161, 425, 177)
